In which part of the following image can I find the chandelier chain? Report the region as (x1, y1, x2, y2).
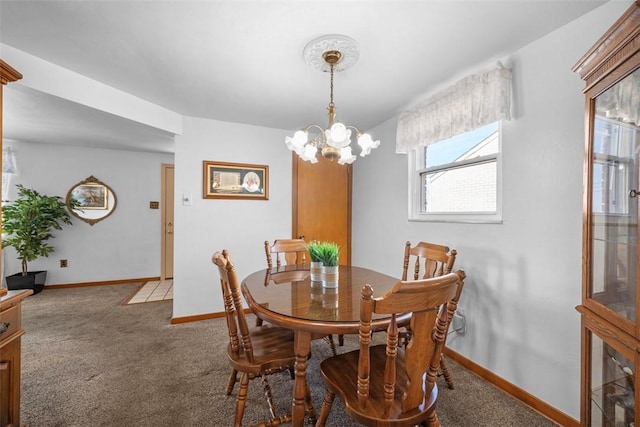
(329, 63, 335, 107)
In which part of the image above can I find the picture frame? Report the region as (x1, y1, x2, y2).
(70, 182, 108, 210)
(203, 160, 269, 200)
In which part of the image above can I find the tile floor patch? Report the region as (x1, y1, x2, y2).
(126, 280, 173, 304)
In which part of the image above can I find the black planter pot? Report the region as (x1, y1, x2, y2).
(6, 271, 47, 294)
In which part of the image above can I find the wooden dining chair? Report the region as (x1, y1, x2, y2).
(213, 249, 316, 427)
(401, 240, 459, 389)
(316, 270, 466, 427)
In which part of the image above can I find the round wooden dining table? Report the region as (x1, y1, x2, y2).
(241, 264, 403, 427)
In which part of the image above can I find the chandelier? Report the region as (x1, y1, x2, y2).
(285, 35, 380, 165)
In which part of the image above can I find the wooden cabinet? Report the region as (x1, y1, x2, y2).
(292, 153, 352, 265)
(573, 2, 640, 425)
(0, 290, 32, 427)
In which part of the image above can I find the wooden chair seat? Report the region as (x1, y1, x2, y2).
(319, 345, 438, 425)
(226, 324, 295, 373)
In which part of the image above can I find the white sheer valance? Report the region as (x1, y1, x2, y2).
(396, 66, 512, 153)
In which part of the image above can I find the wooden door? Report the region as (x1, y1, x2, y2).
(161, 163, 174, 279)
(292, 154, 351, 265)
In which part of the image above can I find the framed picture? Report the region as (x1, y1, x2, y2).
(203, 161, 269, 200)
(70, 183, 108, 210)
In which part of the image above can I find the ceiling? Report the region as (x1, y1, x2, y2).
(0, 0, 608, 154)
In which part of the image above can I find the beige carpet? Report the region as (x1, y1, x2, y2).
(19, 284, 559, 426)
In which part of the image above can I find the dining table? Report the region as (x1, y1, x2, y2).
(241, 264, 406, 427)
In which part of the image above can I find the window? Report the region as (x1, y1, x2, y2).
(409, 122, 502, 223)
(592, 118, 637, 216)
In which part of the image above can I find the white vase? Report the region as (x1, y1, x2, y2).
(310, 261, 323, 282)
(321, 265, 339, 288)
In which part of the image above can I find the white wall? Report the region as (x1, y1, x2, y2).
(2, 140, 173, 285)
(172, 117, 292, 318)
(351, 1, 632, 419)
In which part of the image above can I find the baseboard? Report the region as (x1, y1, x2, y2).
(171, 311, 226, 324)
(44, 277, 161, 289)
(443, 347, 579, 427)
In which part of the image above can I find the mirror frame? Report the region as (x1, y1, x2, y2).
(66, 175, 117, 226)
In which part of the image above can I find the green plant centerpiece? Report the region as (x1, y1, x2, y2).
(307, 241, 329, 282)
(309, 241, 340, 288)
(306, 241, 324, 264)
(318, 242, 340, 267)
(2, 184, 74, 293)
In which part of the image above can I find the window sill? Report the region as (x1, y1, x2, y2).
(408, 213, 503, 224)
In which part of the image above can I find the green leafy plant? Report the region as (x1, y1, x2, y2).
(306, 241, 325, 263)
(308, 241, 340, 267)
(2, 184, 74, 276)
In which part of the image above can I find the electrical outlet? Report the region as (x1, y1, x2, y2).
(451, 311, 466, 334)
(60, 259, 68, 268)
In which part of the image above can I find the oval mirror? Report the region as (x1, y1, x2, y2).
(66, 175, 117, 226)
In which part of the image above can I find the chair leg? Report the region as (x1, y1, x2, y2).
(424, 410, 440, 427)
(234, 372, 250, 427)
(325, 335, 337, 356)
(338, 334, 344, 346)
(304, 380, 317, 424)
(439, 356, 454, 389)
(226, 368, 238, 395)
(316, 390, 336, 426)
(261, 374, 278, 419)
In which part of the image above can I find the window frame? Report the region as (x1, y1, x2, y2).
(408, 122, 503, 224)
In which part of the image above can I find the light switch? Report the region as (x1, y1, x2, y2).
(182, 193, 193, 206)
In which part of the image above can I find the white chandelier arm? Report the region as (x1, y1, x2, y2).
(303, 124, 327, 139)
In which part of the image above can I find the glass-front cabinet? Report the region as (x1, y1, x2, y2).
(574, 2, 640, 426)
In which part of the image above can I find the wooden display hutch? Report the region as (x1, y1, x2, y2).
(0, 290, 31, 427)
(573, 2, 640, 426)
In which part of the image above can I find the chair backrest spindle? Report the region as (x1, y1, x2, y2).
(265, 239, 308, 268)
(402, 241, 457, 281)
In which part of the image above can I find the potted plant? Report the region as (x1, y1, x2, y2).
(2, 184, 74, 293)
(315, 241, 340, 288)
(306, 241, 324, 282)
